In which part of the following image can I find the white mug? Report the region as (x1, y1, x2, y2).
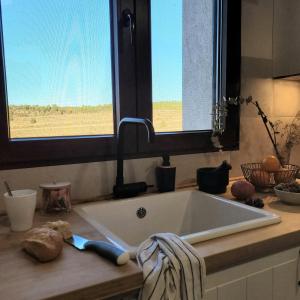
(4, 189, 37, 232)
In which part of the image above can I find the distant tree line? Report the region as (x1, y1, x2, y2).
(9, 104, 113, 118)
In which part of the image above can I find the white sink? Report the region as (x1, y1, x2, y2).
(75, 190, 281, 258)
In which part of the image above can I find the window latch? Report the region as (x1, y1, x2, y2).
(122, 9, 135, 45)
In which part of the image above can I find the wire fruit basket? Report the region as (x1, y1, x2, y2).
(241, 163, 299, 191)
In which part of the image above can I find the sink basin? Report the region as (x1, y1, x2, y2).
(75, 190, 281, 258)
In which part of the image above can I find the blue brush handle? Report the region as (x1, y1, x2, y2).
(84, 240, 130, 265)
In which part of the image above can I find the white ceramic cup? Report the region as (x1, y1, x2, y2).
(4, 189, 37, 232)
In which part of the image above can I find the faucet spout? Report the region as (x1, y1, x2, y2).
(118, 117, 155, 143)
(114, 117, 155, 198)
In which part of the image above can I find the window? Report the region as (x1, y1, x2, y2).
(151, 0, 215, 132)
(2, 0, 113, 138)
(151, 0, 183, 132)
(0, 0, 240, 169)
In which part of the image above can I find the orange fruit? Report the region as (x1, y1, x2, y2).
(262, 155, 281, 172)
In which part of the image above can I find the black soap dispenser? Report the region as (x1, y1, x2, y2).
(156, 153, 176, 193)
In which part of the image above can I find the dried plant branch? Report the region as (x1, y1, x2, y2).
(213, 95, 300, 166)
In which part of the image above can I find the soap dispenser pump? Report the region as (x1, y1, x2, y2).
(156, 153, 176, 193)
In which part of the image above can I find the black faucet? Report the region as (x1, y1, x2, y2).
(113, 117, 155, 198)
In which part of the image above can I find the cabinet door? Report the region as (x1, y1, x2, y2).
(273, 259, 298, 300)
(273, 0, 300, 77)
(217, 278, 246, 300)
(247, 268, 273, 300)
(205, 288, 217, 300)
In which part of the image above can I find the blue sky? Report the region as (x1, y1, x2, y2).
(1, 0, 182, 106)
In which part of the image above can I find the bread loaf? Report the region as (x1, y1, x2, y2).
(43, 220, 72, 239)
(22, 227, 63, 262)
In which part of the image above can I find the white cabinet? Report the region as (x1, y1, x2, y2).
(247, 268, 273, 300)
(206, 247, 300, 300)
(204, 288, 217, 300)
(273, 0, 300, 78)
(217, 278, 246, 300)
(273, 259, 299, 300)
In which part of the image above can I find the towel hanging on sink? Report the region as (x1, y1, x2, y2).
(136, 233, 206, 300)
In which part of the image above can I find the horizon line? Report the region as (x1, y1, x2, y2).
(9, 100, 182, 107)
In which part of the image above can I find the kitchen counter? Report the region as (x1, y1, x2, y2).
(1, 186, 300, 300)
(0, 213, 143, 300)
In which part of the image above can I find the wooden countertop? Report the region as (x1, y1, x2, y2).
(0, 213, 143, 300)
(1, 187, 300, 300)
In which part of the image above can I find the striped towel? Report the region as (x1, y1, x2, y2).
(136, 233, 206, 300)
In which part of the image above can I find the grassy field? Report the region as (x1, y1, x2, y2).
(9, 101, 182, 138)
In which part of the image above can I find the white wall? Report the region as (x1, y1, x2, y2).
(0, 0, 299, 214)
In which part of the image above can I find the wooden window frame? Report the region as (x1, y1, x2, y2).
(0, 0, 240, 170)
